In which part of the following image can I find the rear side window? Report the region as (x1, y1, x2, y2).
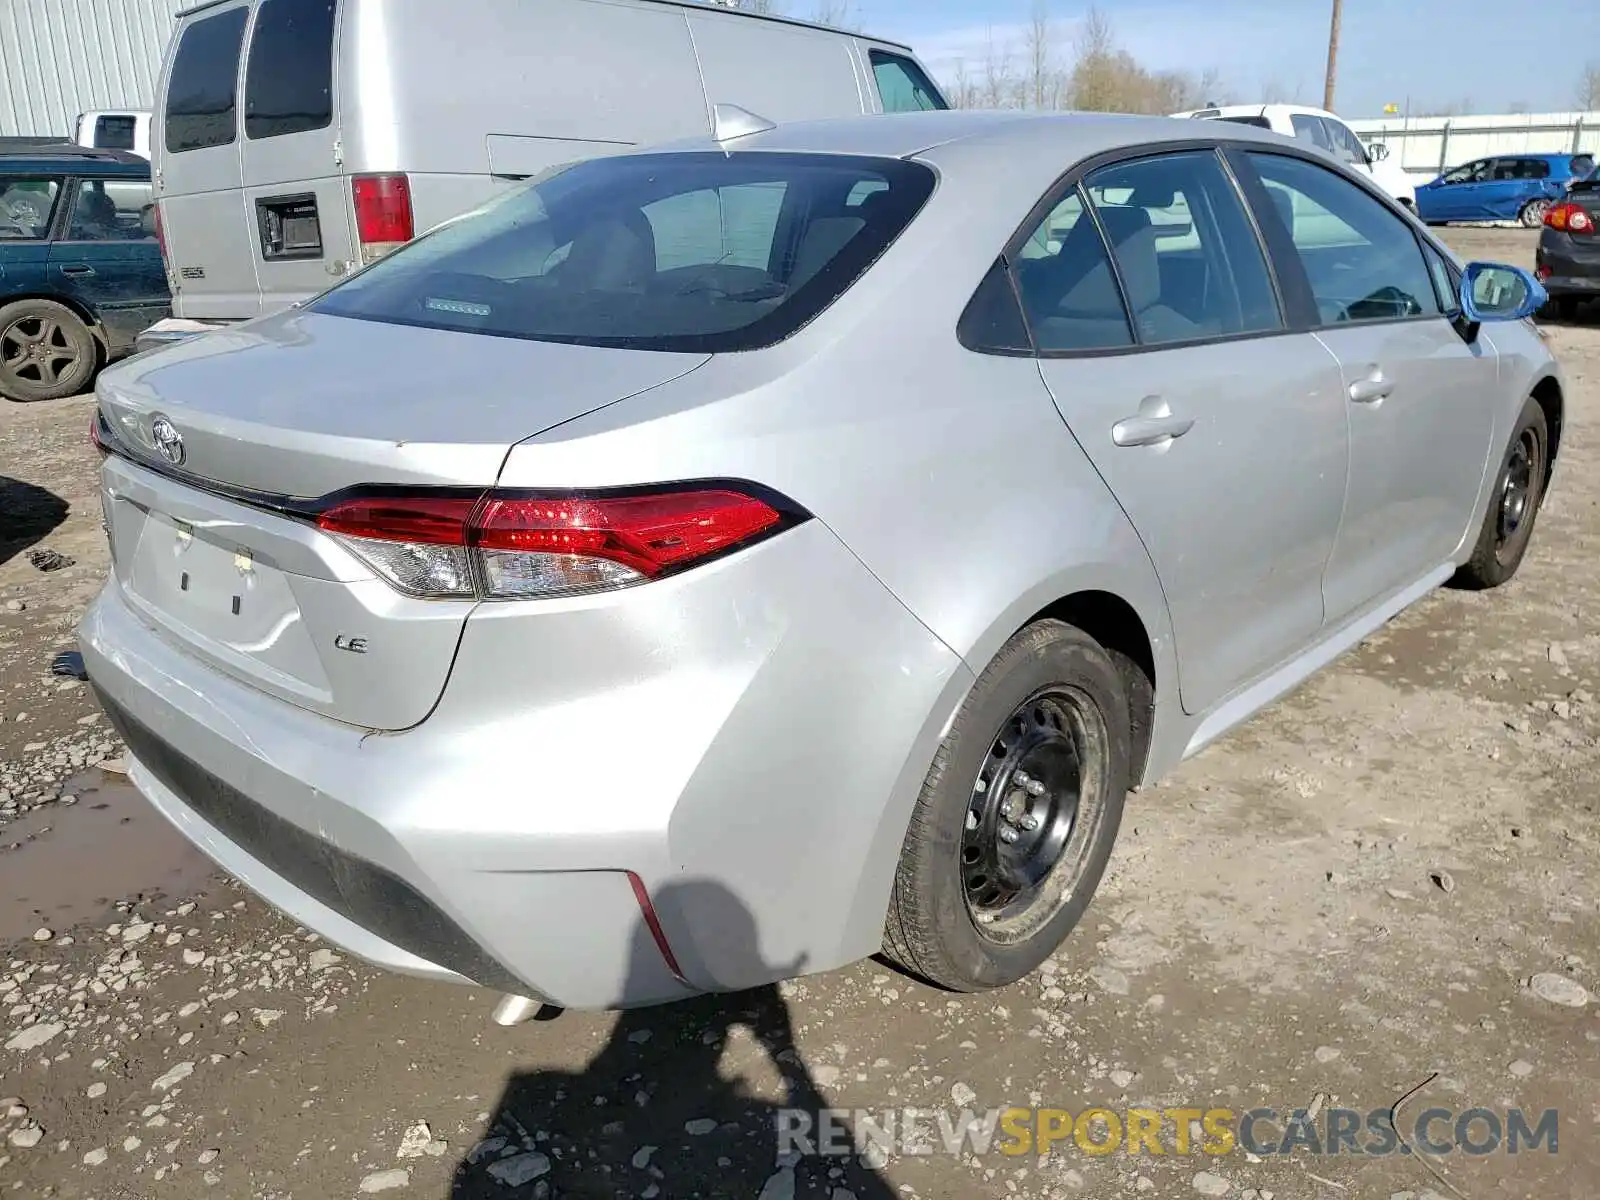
(245, 0, 337, 140)
(1514, 158, 1551, 180)
(870, 51, 948, 113)
(1249, 152, 1441, 324)
(65, 179, 156, 241)
(165, 7, 249, 153)
(310, 152, 936, 353)
(0, 177, 63, 240)
(1085, 151, 1281, 345)
(1289, 114, 1331, 152)
(94, 115, 137, 151)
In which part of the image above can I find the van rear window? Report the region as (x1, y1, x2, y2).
(310, 153, 936, 353)
(165, 7, 249, 153)
(245, 0, 338, 140)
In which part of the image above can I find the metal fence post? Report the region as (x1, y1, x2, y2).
(1438, 119, 1452, 175)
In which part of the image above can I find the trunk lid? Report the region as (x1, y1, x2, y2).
(96, 309, 709, 730)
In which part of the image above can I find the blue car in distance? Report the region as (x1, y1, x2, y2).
(1415, 151, 1596, 229)
(0, 145, 170, 402)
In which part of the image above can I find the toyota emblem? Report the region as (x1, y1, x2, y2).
(150, 415, 184, 466)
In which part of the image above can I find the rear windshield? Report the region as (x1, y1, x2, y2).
(1217, 115, 1272, 130)
(310, 152, 936, 353)
(165, 6, 249, 153)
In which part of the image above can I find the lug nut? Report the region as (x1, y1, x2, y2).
(999, 827, 1020, 844)
(1021, 814, 1041, 831)
(1024, 778, 1046, 797)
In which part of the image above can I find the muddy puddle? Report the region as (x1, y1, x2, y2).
(0, 766, 215, 941)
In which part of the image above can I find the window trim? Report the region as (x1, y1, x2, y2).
(1232, 148, 1454, 333)
(0, 174, 69, 244)
(242, 0, 339, 142)
(163, 3, 252, 155)
(986, 142, 1294, 361)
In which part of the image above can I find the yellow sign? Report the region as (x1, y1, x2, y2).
(1383, 103, 1400, 114)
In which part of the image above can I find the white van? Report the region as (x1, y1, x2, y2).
(136, 0, 948, 353)
(1171, 103, 1417, 210)
(74, 110, 153, 159)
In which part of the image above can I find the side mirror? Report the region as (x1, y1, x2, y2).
(1460, 262, 1547, 322)
(1367, 141, 1390, 162)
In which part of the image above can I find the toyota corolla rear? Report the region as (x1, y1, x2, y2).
(79, 149, 970, 1010)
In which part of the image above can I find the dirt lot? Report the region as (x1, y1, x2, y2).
(1, 228, 1596, 1200)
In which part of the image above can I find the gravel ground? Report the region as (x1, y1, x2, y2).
(1, 228, 1597, 1200)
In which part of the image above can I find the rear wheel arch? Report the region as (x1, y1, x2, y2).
(1012, 590, 1157, 785)
(0, 291, 109, 357)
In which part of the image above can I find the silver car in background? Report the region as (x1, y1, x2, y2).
(82, 112, 1562, 1010)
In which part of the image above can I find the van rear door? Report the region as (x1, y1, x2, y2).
(239, 0, 360, 311)
(157, 3, 262, 321)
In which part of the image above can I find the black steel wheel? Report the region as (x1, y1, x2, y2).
(883, 620, 1131, 992)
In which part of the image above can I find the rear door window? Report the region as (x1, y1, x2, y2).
(1514, 158, 1551, 180)
(310, 152, 936, 352)
(1290, 114, 1332, 152)
(1248, 152, 1441, 324)
(244, 0, 338, 140)
(64, 179, 156, 242)
(0, 177, 63, 240)
(1012, 191, 1136, 352)
(869, 51, 948, 112)
(94, 115, 137, 151)
(165, 6, 250, 153)
(1084, 150, 1282, 345)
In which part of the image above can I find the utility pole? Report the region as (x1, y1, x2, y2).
(1322, 0, 1342, 111)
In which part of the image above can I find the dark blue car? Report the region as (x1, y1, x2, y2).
(1415, 152, 1596, 229)
(0, 145, 170, 402)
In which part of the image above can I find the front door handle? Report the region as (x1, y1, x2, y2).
(1112, 397, 1195, 448)
(60, 265, 95, 277)
(1348, 375, 1393, 404)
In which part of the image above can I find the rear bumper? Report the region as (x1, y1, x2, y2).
(1535, 231, 1600, 296)
(79, 520, 970, 1010)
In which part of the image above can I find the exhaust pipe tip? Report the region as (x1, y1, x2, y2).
(490, 994, 545, 1027)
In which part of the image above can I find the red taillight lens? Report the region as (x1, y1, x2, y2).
(316, 486, 796, 600)
(152, 202, 167, 261)
(1546, 202, 1594, 234)
(351, 174, 414, 263)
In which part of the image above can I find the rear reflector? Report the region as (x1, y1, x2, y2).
(315, 484, 801, 601)
(352, 174, 414, 263)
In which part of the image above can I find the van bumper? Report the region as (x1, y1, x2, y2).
(133, 317, 237, 356)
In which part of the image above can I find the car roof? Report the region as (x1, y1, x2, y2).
(652, 108, 1286, 165)
(0, 144, 150, 176)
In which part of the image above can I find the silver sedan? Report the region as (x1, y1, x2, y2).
(81, 111, 1561, 1010)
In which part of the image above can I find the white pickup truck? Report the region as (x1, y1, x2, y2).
(1171, 103, 1416, 210)
(73, 110, 152, 159)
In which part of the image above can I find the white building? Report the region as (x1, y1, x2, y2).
(0, 0, 181, 137)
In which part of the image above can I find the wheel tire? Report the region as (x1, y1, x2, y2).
(1548, 296, 1580, 322)
(882, 620, 1131, 992)
(1454, 397, 1549, 590)
(1518, 198, 1552, 229)
(0, 299, 98, 402)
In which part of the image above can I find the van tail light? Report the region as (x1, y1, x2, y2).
(351, 174, 414, 263)
(152, 202, 167, 262)
(1545, 202, 1594, 234)
(315, 484, 805, 600)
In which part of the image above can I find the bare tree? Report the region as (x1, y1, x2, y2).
(1260, 77, 1306, 105)
(980, 29, 1018, 111)
(1024, 0, 1059, 111)
(809, 0, 858, 28)
(1579, 62, 1600, 111)
(945, 59, 982, 110)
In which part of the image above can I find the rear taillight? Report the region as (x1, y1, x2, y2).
(315, 485, 801, 601)
(1546, 202, 1594, 234)
(152, 202, 167, 261)
(351, 174, 414, 263)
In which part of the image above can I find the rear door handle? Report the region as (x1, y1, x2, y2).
(60, 265, 95, 277)
(1112, 397, 1195, 448)
(1348, 375, 1393, 404)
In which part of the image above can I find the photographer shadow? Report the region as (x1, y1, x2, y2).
(452, 880, 897, 1199)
